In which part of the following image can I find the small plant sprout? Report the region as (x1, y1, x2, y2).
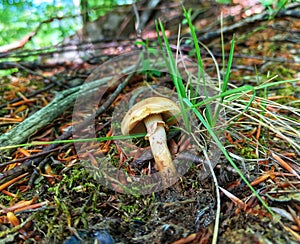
(121, 96, 181, 180)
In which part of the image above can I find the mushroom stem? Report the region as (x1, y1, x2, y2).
(143, 114, 177, 176)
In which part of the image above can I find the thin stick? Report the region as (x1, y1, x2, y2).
(203, 149, 221, 244)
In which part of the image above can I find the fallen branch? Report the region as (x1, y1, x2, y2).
(0, 77, 111, 149)
(0, 56, 141, 185)
(0, 32, 35, 53)
(184, 3, 300, 43)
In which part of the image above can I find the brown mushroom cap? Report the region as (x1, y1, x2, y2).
(121, 97, 181, 135)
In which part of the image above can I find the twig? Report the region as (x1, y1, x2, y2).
(0, 83, 56, 109)
(0, 147, 61, 168)
(203, 149, 220, 244)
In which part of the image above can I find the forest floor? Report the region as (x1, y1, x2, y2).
(0, 1, 300, 243)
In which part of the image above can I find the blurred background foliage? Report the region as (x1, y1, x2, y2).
(0, 0, 298, 50)
(0, 0, 134, 49)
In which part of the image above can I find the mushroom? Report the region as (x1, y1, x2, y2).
(121, 96, 181, 178)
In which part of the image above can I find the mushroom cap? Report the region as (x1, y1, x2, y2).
(121, 96, 181, 135)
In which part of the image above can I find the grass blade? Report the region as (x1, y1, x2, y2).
(183, 98, 275, 216)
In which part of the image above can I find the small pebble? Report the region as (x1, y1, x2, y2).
(64, 230, 115, 244)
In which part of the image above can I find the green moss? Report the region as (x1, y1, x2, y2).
(31, 163, 111, 240)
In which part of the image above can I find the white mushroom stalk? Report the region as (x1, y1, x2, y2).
(143, 114, 176, 174)
(121, 97, 180, 179)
